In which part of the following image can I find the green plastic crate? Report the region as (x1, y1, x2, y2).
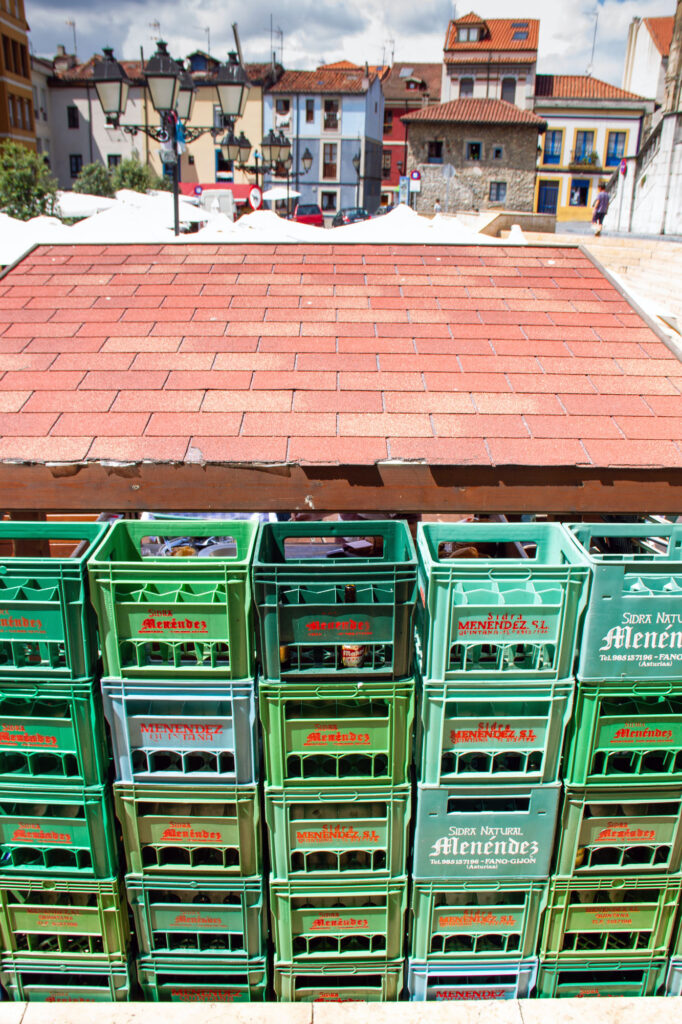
(0, 521, 107, 680)
(555, 785, 682, 876)
(0, 957, 132, 1001)
(417, 678, 574, 786)
(253, 520, 417, 680)
(536, 957, 667, 997)
(0, 678, 109, 788)
(0, 875, 128, 961)
(264, 784, 410, 879)
(417, 522, 589, 682)
(540, 875, 682, 960)
(565, 522, 682, 682)
(137, 954, 267, 1001)
(0, 782, 118, 877)
(115, 782, 261, 876)
(667, 959, 682, 995)
(101, 676, 257, 786)
(412, 783, 561, 880)
(407, 958, 538, 1000)
(270, 876, 407, 961)
(126, 874, 264, 958)
(88, 519, 258, 680)
(564, 680, 682, 787)
(273, 957, 404, 1001)
(410, 880, 548, 961)
(259, 676, 415, 788)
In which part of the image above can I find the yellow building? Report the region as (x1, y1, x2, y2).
(0, 0, 35, 150)
(533, 75, 653, 221)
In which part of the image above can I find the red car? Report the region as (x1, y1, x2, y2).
(290, 202, 324, 227)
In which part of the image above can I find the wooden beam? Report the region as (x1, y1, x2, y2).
(0, 461, 680, 514)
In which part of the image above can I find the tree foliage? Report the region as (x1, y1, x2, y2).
(73, 162, 115, 197)
(0, 141, 58, 220)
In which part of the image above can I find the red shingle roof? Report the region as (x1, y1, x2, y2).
(645, 15, 674, 57)
(535, 75, 648, 102)
(382, 62, 442, 103)
(402, 98, 546, 127)
(445, 13, 540, 52)
(0, 243, 680, 472)
(268, 69, 373, 94)
(53, 56, 270, 85)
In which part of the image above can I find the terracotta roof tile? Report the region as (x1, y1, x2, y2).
(645, 15, 674, 57)
(0, 241, 680, 473)
(268, 69, 373, 95)
(382, 62, 442, 102)
(402, 98, 546, 127)
(445, 14, 539, 53)
(535, 74, 648, 102)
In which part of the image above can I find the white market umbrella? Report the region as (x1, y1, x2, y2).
(262, 186, 301, 201)
(56, 191, 117, 219)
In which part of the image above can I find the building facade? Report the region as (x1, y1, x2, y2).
(264, 67, 384, 219)
(622, 15, 674, 106)
(533, 75, 653, 222)
(402, 98, 546, 214)
(30, 54, 52, 164)
(0, 0, 34, 150)
(380, 62, 441, 206)
(441, 12, 539, 110)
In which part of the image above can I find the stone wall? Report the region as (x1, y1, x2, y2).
(405, 122, 540, 213)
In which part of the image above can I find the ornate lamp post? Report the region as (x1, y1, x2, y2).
(352, 150, 361, 206)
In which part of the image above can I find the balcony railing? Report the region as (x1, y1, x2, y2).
(570, 149, 602, 168)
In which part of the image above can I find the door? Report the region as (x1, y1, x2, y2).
(537, 180, 559, 214)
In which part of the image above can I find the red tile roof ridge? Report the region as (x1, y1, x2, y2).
(535, 74, 649, 102)
(644, 15, 674, 57)
(268, 68, 375, 94)
(445, 14, 540, 52)
(402, 98, 546, 126)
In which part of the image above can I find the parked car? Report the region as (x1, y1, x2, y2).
(373, 205, 393, 217)
(290, 203, 324, 227)
(331, 207, 371, 227)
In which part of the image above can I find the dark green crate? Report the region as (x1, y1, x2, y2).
(265, 784, 410, 879)
(0, 957, 132, 1001)
(0, 678, 109, 787)
(565, 522, 682, 682)
(417, 678, 574, 786)
(88, 519, 258, 680)
(273, 957, 404, 1001)
(555, 785, 682, 876)
(410, 880, 548, 961)
(115, 782, 261, 877)
(0, 782, 118, 878)
(253, 520, 417, 680)
(137, 954, 267, 1002)
(536, 957, 668, 997)
(412, 783, 561, 880)
(126, 873, 264, 958)
(540, 874, 682, 960)
(0, 875, 129, 962)
(564, 679, 682, 787)
(259, 676, 415, 788)
(417, 522, 589, 682)
(270, 876, 407, 961)
(0, 521, 108, 680)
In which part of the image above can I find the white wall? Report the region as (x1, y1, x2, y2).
(622, 19, 665, 102)
(445, 66, 535, 108)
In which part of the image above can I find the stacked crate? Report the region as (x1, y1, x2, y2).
(409, 522, 589, 1001)
(88, 519, 266, 1003)
(0, 521, 130, 1003)
(253, 521, 417, 1002)
(536, 522, 682, 999)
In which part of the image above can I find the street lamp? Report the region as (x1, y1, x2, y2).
(214, 51, 250, 121)
(92, 47, 130, 122)
(175, 66, 196, 123)
(301, 147, 313, 174)
(352, 150, 361, 206)
(143, 40, 180, 114)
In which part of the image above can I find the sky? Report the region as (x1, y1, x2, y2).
(27, 0, 675, 87)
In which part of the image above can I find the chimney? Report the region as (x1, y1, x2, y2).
(664, 0, 682, 112)
(53, 43, 77, 72)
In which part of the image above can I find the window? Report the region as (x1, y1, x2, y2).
(382, 149, 391, 178)
(107, 154, 121, 168)
(459, 77, 474, 98)
(320, 190, 337, 212)
(41, 88, 47, 120)
(19, 43, 27, 77)
(543, 129, 562, 165)
(3, 35, 12, 72)
(323, 98, 339, 131)
(512, 21, 529, 40)
(427, 140, 443, 164)
(306, 98, 314, 123)
(275, 97, 291, 128)
(275, 98, 290, 115)
(69, 154, 83, 177)
(458, 27, 480, 41)
(323, 142, 337, 179)
(67, 105, 79, 129)
(466, 141, 482, 161)
(501, 77, 516, 104)
(489, 181, 507, 203)
(569, 178, 590, 206)
(574, 130, 595, 162)
(7, 95, 14, 128)
(606, 131, 626, 167)
(213, 104, 231, 131)
(383, 108, 393, 133)
(215, 148, 233, 180)
(492, 145, 504, 161)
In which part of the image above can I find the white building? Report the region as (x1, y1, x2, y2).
(622, 15, 674, 106)
(30, 55, 52, 165)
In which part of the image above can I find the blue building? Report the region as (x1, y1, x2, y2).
(264, 64, 385, 219)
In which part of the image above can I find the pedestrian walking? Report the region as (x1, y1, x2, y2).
(592, 183, 609, 236)
(434, 198, 442, 214)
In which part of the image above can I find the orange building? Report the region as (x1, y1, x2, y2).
(0, 0, 34, 150)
